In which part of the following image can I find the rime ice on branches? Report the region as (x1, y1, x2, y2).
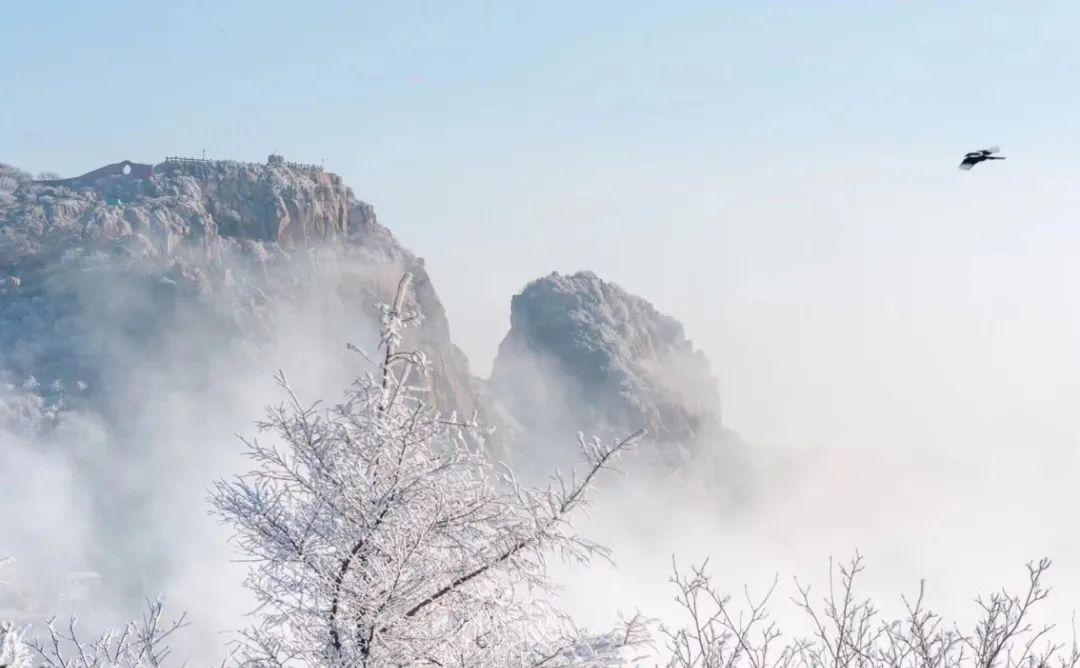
(212, 273, 649, 666)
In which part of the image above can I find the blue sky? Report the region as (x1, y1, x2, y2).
(5, 1, 1080, 451)
(6, 1, 1079, 168)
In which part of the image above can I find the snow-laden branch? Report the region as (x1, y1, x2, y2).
(0, 620, 30, 668)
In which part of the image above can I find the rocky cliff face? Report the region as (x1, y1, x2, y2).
(0, 158, 507, 624)
(1, 159, 361, 267)
(0, 159, 483, 445)
(489, 271, 730, 466)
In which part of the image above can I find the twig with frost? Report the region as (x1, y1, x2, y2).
(24, 599, 186, 668)
(664, 555, 1079, 668)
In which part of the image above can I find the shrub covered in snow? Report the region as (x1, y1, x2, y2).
(212, 273, 649, 665)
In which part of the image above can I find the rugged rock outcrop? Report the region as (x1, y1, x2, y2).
(489, 271, 730, 465)
(0, 159, 483, 444)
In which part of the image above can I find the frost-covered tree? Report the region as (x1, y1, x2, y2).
(212, 273, 650, 666)
(0, 621, 30, 668)
(663, 554, 1080, 668)
(0, 557, 30, 668)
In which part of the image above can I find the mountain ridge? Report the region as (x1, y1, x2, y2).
(0, 157, 731, 465)
(0, 156, 483, 440)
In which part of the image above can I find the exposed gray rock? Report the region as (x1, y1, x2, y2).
(0, 159, 485, 450)
(489, 271, 731, 466)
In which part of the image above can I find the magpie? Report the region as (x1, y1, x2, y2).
(959, 146, 1005, 170)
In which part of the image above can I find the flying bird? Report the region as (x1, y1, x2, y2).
(959, 146, 1005, 170)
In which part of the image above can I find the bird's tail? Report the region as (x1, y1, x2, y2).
(988, 156, 1006, 160)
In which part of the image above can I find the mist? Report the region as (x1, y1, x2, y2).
(0, 246, 405, 662)
(6, 194, 1080, 663)
(411, 158, 1080, 656)
(4, 164, 1079, 664)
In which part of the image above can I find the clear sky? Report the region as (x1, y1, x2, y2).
(5, 1, 1080, 453)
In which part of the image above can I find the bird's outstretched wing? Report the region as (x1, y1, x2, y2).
(984, 145, 1001, 154)
(959, 157, 978, 170)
